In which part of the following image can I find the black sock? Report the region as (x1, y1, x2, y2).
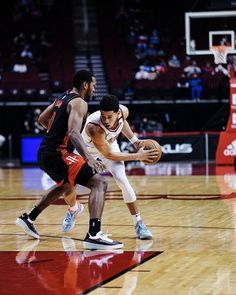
(89, 218, 101, 236)
(28, 206, 41, 221)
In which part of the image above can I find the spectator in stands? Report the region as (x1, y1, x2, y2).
(156, 48, 166, 58)
(136, 32, 148, 55)
(182, 55, 192, 68)
(123, 80, 134, 100)
(202, 62, 214, 74)
(154, 62, 166, 76)
(127, 26, 137, 44)
(148, 67, 158, 80)
(135, 65, 149, 80)
(30, 33, 40, 56)
(189, 73, 203, 102)
(168, 55, 181, 68)
(215, 64, 230, 77)
(139, 116, 162, 133)
(21, 44, 33, 59)
(24, 108, 44, 134)
(13, 32, 25, 48)
(146, 43, 158, 58)
(184, 60, 201, 77)
(40, 31, 51, 49)
(175, 73, 190, 98)
(190, 39, 196, 51)
(177, 73, 189, 88)
(220, 36, 231, 46)
(12, 57, 28, 73)
(150, 29, 160, 46)
(140, 117, 148, 132)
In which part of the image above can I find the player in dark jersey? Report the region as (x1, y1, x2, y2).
(16, 70, 123, 250)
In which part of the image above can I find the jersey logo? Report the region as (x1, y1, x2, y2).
(66, 155, 78, 164)
(54, 100, 63, 108)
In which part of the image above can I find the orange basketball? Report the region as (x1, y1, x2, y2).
(141, 139, 162, 164)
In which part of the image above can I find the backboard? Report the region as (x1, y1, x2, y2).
(185, 10, 236, 56)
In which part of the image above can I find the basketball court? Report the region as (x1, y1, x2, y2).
(0, 162, 235, 294)
(1, 6, 236, 295)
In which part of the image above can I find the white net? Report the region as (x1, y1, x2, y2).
(210, 45, 231, 64)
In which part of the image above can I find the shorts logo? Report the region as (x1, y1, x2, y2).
(224, 140, 236, 156)
(66, 155, 78, 164)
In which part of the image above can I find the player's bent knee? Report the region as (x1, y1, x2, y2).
(86, 174, 107, 192)
(61, 183, 75, 195)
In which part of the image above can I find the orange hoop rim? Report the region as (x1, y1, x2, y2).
(210, 45, 231, 53)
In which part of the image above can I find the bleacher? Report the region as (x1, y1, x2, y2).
(96, 0, 230, 101)
(0, 0, 74, 102)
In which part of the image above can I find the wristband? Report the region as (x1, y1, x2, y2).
(129, 135, 138, 144)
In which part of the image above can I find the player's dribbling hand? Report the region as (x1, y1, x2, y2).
(137, 147, 159, 163)
(134, 140, 145, 150)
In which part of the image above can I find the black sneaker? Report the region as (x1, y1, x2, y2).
(83, 231, 124, 250)
(15, 213, 40, 239)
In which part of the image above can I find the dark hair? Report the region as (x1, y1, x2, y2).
(100, 95, 119, 112)
(73, 70, 93, 88)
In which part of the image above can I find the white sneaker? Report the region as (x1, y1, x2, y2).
(61, 203, 84, 232)
(135, 220, 153, 240)
(83, 231, 124, 250)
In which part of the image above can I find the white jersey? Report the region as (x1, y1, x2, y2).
(81, 108, 137, 204)
(82, 109, 124, 150)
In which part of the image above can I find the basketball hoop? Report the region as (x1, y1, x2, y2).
(210, 45, 231, 64)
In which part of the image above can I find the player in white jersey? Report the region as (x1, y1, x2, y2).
(62, 95, 160, 239)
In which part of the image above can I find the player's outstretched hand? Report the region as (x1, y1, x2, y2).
(87, 156, 106, 173)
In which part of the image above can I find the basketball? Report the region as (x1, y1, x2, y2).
(141, 139, 162, 164)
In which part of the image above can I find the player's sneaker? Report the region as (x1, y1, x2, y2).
(135, 220, 153, 240)
(83, 231, 124, 250)
(62, 203, 84, 232)
(15, 213, 40, 239)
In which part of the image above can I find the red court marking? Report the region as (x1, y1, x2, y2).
(0, 250, 161, 295)
(1, 193, 236, 203)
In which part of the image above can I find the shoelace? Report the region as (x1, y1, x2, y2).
(98, 230, 112, 240)
(137, 222, 147, 231)
(65, 211, 73, 223)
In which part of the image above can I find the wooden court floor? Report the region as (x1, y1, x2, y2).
(0, 163, 236, 294)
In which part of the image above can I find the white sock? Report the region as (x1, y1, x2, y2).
(69, 202, 78, 212)
(132, 213, 141, 225)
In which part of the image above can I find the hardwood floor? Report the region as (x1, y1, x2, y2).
(0, 164, 236, 294)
